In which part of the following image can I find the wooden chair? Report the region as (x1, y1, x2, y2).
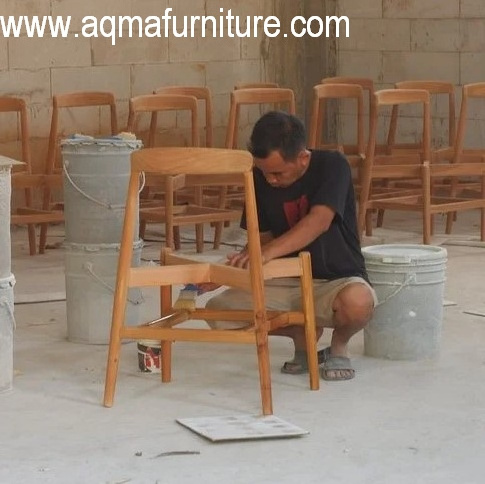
(391, 80, 456, 162)
(308, 83, 366, 187)
(153, 86, 213, 147)
(320, 77, 375, 144)
(0, 97, 63, 255)
(358, 160, 485, 244)
(358, 89, 431, 238)
(223, 87, 296, 211)
(103, 147, 319, 415)
(225, 87, 296, 149)
(40, 91, 118, 253)
(128, 94, 240, 252)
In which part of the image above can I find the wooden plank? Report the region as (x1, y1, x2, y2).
(128, 263, 211, 287)
(121, 326, 256, 344)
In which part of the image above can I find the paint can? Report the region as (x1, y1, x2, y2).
(137, 340, 161, 373)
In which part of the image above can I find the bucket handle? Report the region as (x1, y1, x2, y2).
(375, 273, 416, 308)
(82, 262, 144, 306)
(63, 161, 146, 210)
(0, 298, 16, 330)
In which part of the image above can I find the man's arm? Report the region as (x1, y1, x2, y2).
(228, 206, 334, 268)
(261, 205, 334, 262)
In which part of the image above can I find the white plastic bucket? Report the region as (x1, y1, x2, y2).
(0, 162, 12, 278)
(137, 340, 161, 373)
(61, 137, 142, 245)
(0, 275, 15, 393)
(362, 244, 447, 360)
(64, 241, 144, 344)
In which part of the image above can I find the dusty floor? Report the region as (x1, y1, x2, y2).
(2, 211, 485, 484)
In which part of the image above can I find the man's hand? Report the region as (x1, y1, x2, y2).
(197, 282, 221, 294)
(226, 249, 269, 269)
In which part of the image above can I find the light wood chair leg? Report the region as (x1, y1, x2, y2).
(161, 341, 172, 383)
(376, 209, 385, 228)
(213, 222, 224, 249)
(255, 328, 273, 416)
(195, 223, 204, 253)
(103, 313, 124, 407)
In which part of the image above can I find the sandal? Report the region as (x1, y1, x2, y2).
(281, 347, 331, 375)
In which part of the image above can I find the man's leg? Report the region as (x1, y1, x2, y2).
(281, 277, 376, 379)
(324, 281, 375, 380)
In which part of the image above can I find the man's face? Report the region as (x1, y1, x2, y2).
(253, 149, 310, 188)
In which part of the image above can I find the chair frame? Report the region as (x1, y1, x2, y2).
(103, 147, 319, 415)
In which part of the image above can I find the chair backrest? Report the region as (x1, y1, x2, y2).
(393, 80, 456, 149)
(225, 87, 296, 149)
(124, 147, 263, 294)
(308, 83, 365, 155)
(235, 82, 279, 90)
(127, 94, 199, 148)
(0, 96, 31, 174)
(453, 82, 485, 161)
(154, 86, 213, 147)
(368, 89, 431, 161)
(45, 91, 118, 174)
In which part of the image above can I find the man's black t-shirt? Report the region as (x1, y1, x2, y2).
(242, 150, 368, 281)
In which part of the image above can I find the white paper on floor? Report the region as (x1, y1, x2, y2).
(176, 414, 309, 442)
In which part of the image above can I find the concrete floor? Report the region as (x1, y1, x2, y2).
(2, 212, 485, 484)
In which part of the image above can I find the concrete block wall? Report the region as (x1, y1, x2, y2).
(0, 0, 272, 174)
(335, 0, 485, 148)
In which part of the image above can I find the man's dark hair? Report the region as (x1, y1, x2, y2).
(248, 111, 306, 161)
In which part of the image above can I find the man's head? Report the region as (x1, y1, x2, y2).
(248, 111, 310, 188)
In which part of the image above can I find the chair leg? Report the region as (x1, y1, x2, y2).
(213, 222, 224, 250)
(376, 209, 385, 228)
(195, 223, 204, 253)
(27, 224, 36, 256)
(255, 329, 273, 416)
(38, 223, 48, 254)
(103, 322, 123, 408)
(24, 188, 36, 255)
(481, 207, 485, 241)
(139, 220, 147, 240)
(161, 341, 172, 382)
(365, 210, 373, 236)
(445, 212, 454, 234)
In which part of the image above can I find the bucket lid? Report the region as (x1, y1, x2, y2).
(61, 134, 142, 150)
(362, 244, 447, 264)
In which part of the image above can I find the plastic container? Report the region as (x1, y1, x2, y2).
(362, 244, 447, 360)
(64, 241, 144, 344)
(137, 340, 161, 373)
(61, 137, 142, 245)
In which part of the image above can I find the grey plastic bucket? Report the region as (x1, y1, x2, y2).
(0, 161, 12, 278)
(64, 241, 144, 345)
(362, 244, 447, 360)
(61, 137, 142, 245)
(0, 275, 15, 393)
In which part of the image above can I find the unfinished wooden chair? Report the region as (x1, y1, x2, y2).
(103, 147, 319, 415)
(128, 94, 239, 252)
(358, 89, 431, 238)
(391, 80, 456, 162)
(308, 83, 366, 186)
(0, 97, 63, 255)
(40, 91, 118, 253)
(225, 87, 296, 149)
(359, 160, 485, 244)
(320, 77, 375, 143)
(153, 86, 213, 147)
(222, 87, 296, 211)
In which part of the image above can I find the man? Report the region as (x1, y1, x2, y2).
(205, 111, 376, 381)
